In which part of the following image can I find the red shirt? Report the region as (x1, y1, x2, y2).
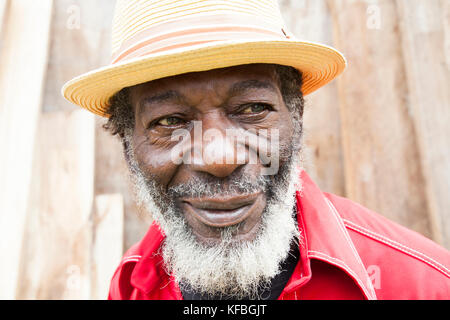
(108, 171, 450, 300)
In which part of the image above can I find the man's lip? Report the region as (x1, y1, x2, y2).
(181, 192, 260, 210)
(180, 192, 263, 228)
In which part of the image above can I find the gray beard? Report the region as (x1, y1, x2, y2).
(124, 117, 304, 299)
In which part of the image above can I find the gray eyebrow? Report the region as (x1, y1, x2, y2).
(140, 90, 184, 108)
(138, 79, 277, 113)
(228, 79, 278, 97)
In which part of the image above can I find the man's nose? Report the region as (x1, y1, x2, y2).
(189, 126, 245, 178)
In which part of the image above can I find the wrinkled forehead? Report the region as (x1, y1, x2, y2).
(129, 64, 281, 104)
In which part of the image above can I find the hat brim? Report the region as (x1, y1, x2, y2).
(62, 39, 346, 118)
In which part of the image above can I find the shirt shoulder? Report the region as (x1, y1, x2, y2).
(108, 222, 171, 300)
(324, 192, 450, 299)
(108, 243, 143, 300)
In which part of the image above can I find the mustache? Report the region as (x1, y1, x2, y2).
(167, 170, 270, 199)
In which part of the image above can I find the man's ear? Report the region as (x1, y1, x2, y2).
(122, 138, 133, 169)
(122, 137, 142, 177)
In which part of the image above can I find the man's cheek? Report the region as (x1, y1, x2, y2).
(135, 145, 180, 187)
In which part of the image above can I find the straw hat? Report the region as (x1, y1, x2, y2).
(62, 0, 347, 118)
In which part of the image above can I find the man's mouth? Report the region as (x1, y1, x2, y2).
(180, 192, 264, 228)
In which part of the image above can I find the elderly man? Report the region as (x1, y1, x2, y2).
(63, 0, 450, 300)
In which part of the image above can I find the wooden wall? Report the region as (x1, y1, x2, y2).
(0, 0, 448, 299)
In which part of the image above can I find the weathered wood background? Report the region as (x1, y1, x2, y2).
(0, 0, 448, 299)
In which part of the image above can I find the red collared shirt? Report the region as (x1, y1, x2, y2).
(108, 171, 450, 300)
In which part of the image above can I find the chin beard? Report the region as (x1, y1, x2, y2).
(124, 121, 304, 299)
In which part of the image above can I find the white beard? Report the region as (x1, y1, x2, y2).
(127, 146, 303, 299)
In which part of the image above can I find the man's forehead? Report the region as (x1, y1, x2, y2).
(130, 64, 280, 99)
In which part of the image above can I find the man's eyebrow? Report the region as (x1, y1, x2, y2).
(228, 79, 278, 97)
(138, 80, 276, 112)
(139, 90, 184, 109)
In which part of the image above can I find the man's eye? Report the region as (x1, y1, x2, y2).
(157, 116, 184, 126)
(240, 103, 271, 114)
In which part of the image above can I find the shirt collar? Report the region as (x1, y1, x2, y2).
(283, 170, 376, 300)
(130, 222, 168, 295)
(130, 170, 377, 300)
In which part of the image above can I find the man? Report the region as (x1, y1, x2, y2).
(63, 0, 450, 300)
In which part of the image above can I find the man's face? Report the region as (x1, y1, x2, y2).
(124, 64, 303, 298)
(129, 64, 295, 243)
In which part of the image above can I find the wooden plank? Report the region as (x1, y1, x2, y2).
(0, 0, 8, 39)
(16, 110, 95, 299)
(279, 0, 345, 196)
(327, 0, 433, 240)
(29, 0, 147, 300)
(43, 0, 116, 112)
(396, 0, 450, 248)
(95, 118, 151, 252)
(91, 194, 124, 300)
(0, 0, 53, 299)
(42, 0, 148, 251)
